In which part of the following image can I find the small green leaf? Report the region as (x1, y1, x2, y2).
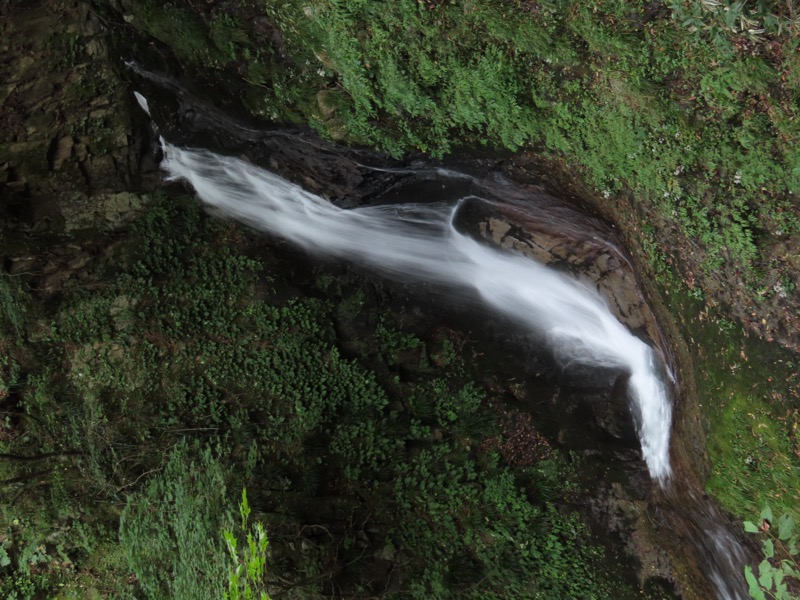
(763, 539, 774, 558)
(744, 521, 760, 533)
(0, 546, 10, 568)
(745, 565, 767, 600)
(224, 529, 238, 557)
(778, 514, 795, 541)
(758, 559, 773, 590)
(774, 570, 783, 587)
(240, 488, 251, 531)
(760, 506, 773, 524)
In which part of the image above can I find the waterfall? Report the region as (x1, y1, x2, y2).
(158, 140, 673, 483)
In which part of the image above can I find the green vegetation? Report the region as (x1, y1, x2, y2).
(744, 506, 800, 599)
(119, 440, 231, 599)
(655, 283, 800, 597)
(673, 291, 800, 521)
(224, 489, 272, 600)
(1, 277, 23, 403)
(705, 385, 800, 520)
(120, 0, 800, 289)
(1, 197, 646, 598)
(647, 275, 800, 526)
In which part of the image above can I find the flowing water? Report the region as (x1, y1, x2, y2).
(136, 86, 753, 597)
(659, 483, 752, 600)
(158, 139, 673, 483)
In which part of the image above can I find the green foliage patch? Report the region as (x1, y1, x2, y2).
(223, 488, 272, 600)
(668, 291, 800, 524)
(119, 439, 232, 600)
(706, 390, 800, 521)
(2, 196, 637, 598)
(744, 506, 800, 600)
(122, 0, 800, 293)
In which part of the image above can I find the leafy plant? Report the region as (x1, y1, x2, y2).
(0, 274, 25, 339)
(223, 488, 272, 600)
(744, 506, 800, 599)
(670, 0, 800, 42)
(119, 440, 232, 600)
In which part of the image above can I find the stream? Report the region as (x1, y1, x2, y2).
(132, 81, 753, 598)
(158, 136, 674, 482)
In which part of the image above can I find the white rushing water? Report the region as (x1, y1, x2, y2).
(159, 140, 673, 482)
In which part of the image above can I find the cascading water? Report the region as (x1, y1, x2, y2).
(136, 83, 753, 597)
(157, 140, 673, 483)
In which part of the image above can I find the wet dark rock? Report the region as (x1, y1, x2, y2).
(4, 255, 39, 275)
(48, 136, 75, 171)
(588, 482, 677, 591)
(0, 0, 153, 244)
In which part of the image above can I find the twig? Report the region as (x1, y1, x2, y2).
(0, 450, 80, 462)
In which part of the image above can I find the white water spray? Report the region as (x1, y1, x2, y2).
(159, 141, 673, 482)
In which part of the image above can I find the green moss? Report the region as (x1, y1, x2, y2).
(675, 290, 800, 522)
(706, 391, 800, 520)
(132, 1, 215, 66)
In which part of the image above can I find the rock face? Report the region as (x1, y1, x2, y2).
(455, 190, 668, 352)
(0, 1, 156, 306)
(0, 1, 151, 245)
(450, 183, 675, 444)
(441, 181, 698, 594)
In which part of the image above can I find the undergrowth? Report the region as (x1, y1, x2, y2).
(0, 196, 641, 599)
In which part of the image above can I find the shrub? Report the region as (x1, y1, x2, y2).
(744, 506, 800, 600)
(119, 440, 232, 600)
